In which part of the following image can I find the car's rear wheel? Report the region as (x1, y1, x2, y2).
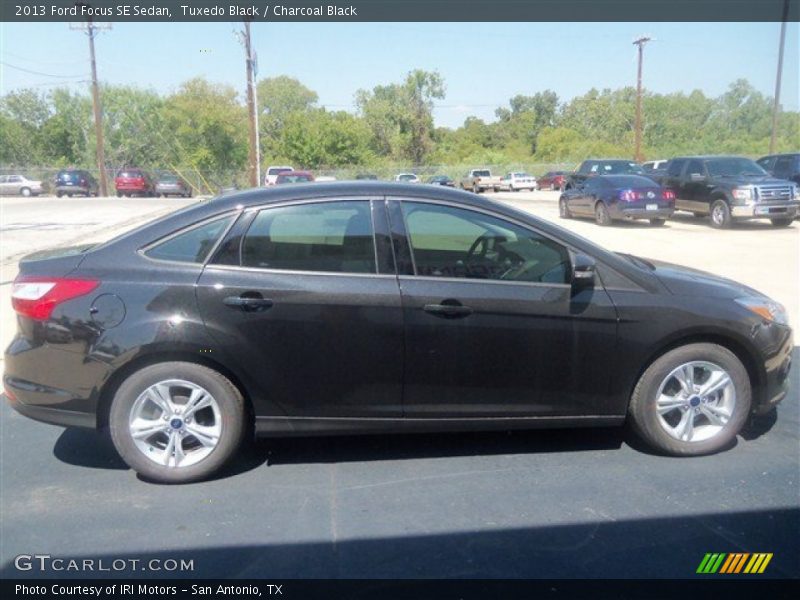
(116, 191, 122, 198)
(20, 187, 31, 197)
(559, 198, 572, 219)
(770, 217, 793, 227)
(595, 202, 611, 226)
(628, 343, 751, 456)
(56, 192, 63, 198)
(650, 218, 666, 227)
(710, 199, 732, 229)
(109, 362, 246, 483)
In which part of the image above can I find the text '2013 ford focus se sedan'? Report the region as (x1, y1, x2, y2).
(4, 182, 793, 483)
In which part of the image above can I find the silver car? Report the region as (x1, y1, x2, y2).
(0, 174, 44, 197)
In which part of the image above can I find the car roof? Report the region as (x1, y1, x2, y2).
(672, 155, 755, 160)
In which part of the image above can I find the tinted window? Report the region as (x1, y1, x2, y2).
(686, 160, 705, 177)
(756, 157, 775, 172)
(145, 217, 233, 263)
(706, 158, 765, 177)
(472, 170, 491, 177)
(402, 202, 570, 284)
(8, 175, 22, 183)
(241, 201, 376, 274)
(667, 159, 685, 177)
(774, 156, 794, 176)
(268, 167, 292, 176)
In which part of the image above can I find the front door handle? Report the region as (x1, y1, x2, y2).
(423, 302, 473, 318)
(223, 295, 273, 312)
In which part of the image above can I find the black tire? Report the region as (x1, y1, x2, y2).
(559, 198, 572, 219)
(155, 193, 162, 198)
(109, 362, 247, 483)
(710, 199, 732, 229)
(650, 218, 666, 227)
(20, 187, 31, 197)
(116, 191, 122, 198)
(595, 202, 612, 226)
(56, 192, 63, 198)
(770, 217, 793, 227)
(628, 343, 751, 456)
(67, 193, 73, 198)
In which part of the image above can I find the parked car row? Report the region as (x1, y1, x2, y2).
(559, 154, 800, 228)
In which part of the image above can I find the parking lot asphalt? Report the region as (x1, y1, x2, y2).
(0, 190, 798, 579)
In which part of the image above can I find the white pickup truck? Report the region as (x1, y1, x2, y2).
(459, 169, 501, 193)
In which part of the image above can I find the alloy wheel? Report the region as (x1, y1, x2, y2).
(128, 379, 222, 468)
(654, 361, 736, 442)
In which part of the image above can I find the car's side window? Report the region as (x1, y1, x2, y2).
(401, 202, 571, 284)
(145, 216, 234, 264)
(667, 159, 685, 177)
(687, 160, 705, 177)
(774, 156, 793, 176)
(757, 157, 775, 172)
(241, 201, 376, 274)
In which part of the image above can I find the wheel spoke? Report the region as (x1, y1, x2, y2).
(657, 394, 685, 414)
(130, 418, 168, 440)
(173, 435, 187, 467)
(183, 388, 213, 419)
(698, 370, 731, 398)
(146, 383, 174, 415)
(163, 431, 177, 466)
(676, 409, 695, 441)
(185, 423, 220, 448)
(675, 365, 695, 393)
(701, 404, 731, 426)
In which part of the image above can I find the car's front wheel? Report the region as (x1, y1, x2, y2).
(770, 217, 793, 227)
(559, 198, 572, 219)
(628, 343, 751, 456)
(109, 362, 247, 483)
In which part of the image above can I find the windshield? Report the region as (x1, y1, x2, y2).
(268, 167, 293, 176)
(706, 158, 767, 177)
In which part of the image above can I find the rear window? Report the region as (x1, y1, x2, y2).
(268, 167, 293, 176)
(473, 170, 491, 177)
(117, 170, 143, 178)
(145, 216, 233, 264)
(277, 174, 313, 183)
(57, 171, 82, 181)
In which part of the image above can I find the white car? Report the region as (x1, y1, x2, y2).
(0, 174, 44, 197)
(395, 173, 420, 184)
(264, 165, 294, 186)
(498, 172, 537, 192)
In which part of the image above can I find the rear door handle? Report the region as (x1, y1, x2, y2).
(423, 303, 473, 318)
(223, 295, 273, 312)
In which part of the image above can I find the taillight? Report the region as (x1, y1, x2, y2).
(11, 278, 99, 320)
(619, 189, 642, 202)
(662, 189, 676, 200)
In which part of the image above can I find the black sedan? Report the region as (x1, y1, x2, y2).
(427, 175, 455, 187)
(559, 174, 676, 226)
(4, 182, 792, 483)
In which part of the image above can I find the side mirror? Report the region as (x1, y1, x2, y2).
(572, 253, 596, 287)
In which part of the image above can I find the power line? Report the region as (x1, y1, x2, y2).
(0, 61, 87, 79)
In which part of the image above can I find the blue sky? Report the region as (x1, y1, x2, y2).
(1, 21, 798, 128)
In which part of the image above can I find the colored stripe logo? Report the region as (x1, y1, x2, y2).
(697, 553, 773, 574)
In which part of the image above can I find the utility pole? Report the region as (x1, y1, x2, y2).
(769, 0, 790, 154)
(632, 36, 651, 163)
(238, 21, 260, 188)
(71, 5, 110, 196)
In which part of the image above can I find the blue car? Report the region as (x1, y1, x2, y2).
(559, 174, 675, 226)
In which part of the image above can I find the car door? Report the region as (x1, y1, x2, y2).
(195, 197, 404, 419)
(388, 198, 619, 418)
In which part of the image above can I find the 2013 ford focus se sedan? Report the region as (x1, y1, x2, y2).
(4, 182, 793, 483)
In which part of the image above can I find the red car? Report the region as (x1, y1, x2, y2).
(114, 169, 156, 197)
(275, 170, 315, 184)
(538, 171, 568, 191)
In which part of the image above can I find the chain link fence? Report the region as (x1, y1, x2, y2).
(1, 163, 576, 195)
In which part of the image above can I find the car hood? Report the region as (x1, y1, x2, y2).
(629, 256, 761, 299)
